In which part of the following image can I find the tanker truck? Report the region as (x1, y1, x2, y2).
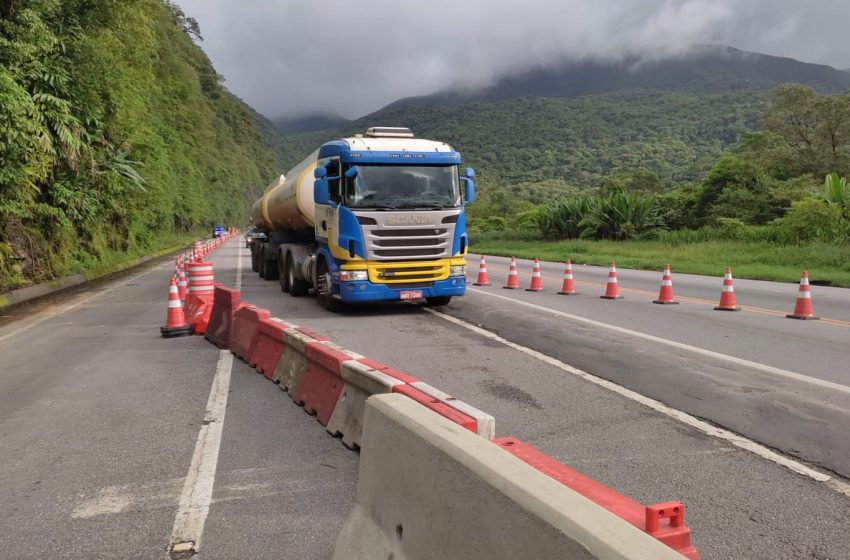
(249, 127, 476, 311)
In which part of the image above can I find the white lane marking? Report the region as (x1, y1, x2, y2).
(424, 308, 850, 497)
(235, 239, 243, 290)
(168, 349, 233, 555)
(0, 264, 167, 345)
(468, 287, 850, 395)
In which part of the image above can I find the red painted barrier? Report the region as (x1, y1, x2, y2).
(253, 317, 295, 379)
(229, 304, 270, 364)
(493, 437, 700, 560)
(393, 384, 477, 434)
(357, 358, 418, 384)
(291, 341, 359, 425)
(204, 284, 241, 349)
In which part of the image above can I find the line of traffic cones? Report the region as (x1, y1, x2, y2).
(162, 232, 239, 339)
(472, 255, 821, 319)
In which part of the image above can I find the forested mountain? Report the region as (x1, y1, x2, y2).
(273, 91, 769, 191)
(0, 0, 281, 290)
(383, 46, 850, 111)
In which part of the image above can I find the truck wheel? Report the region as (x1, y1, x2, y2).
(264, 250, 279, 281)
(425, 296, 452, 307)
(316, 259, 342, 312)
(257, 247, 266, 279)
(251, 245, 259, 273)
(286, 256, 309, 297)
(278, 255, 289, 293)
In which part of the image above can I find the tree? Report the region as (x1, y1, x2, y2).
(763, 85, 850, 176)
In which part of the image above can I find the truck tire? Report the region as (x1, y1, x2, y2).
(251, 245, 260, 273)
(316, 258, 342, 312)
(425, 296, 452, 307)
(278, 255, 289, 293)
(257, 247, 266, 279)
(264, 249, 279, 281)
(285, 255, 309, 297)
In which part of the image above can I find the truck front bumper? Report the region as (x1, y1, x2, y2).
(335, 276, 467, 303)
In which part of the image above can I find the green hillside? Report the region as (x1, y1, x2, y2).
(275, 90, 770, 192)
(0, 0, 280, 291)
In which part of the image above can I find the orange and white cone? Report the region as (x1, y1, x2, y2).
(557, 259, 578, 295)
(503, 257, 520, 289)
(177, 268, 188, 303)
(787, 271, 819, 320)
(526, 258, 544, 292)
(600, 261, 623, 299)
(161, 278, 193, 338)
(653, 264, 678, 304)
(714, 266, 740, 311)
(473, 255, 491, 286)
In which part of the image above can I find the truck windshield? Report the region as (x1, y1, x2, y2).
(345, 165, 460, 209)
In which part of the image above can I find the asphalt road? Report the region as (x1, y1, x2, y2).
(2, 238, 849, 560)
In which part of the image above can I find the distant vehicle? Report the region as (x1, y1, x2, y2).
(244, 227, 267, 249)
(213, 225, 225, 238)
(248, 126, 476, 311)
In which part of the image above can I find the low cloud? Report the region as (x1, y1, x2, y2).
(176, 0, 850, 119)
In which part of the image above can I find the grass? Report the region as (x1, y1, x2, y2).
(470, 231, 850, 287)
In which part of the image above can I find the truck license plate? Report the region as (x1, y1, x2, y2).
(399, 290, 423, 300)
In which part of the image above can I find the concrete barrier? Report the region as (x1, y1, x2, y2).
(292, 341, 363, 425)
(229, 305, 270, 365)
(331, 394, 686, 560)
(204, 284, 241, 349)
(272, 327, 327, 391)
(325, 359, 412, 449)
(253, 317, 296, 379)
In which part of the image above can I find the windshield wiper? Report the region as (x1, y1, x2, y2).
(350, 204, 397, 210)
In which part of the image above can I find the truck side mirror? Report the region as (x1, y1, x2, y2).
(314, 178, 330, 205)
(461, 167, 476, 205)
(314, 167, 327, 179)
(463, 179, 476, 205)
(345, 166, 359, 179)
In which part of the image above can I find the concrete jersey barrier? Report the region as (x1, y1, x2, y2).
(331, 394, 685, 560)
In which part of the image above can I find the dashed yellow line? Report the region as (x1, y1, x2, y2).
(479, 264, 850, 328)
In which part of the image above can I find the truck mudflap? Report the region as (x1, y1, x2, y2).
(335, 276, 466, 303)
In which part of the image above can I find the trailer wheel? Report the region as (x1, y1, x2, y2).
(250, 244, 259, 273)
(278, 253, 289, 293)
(263, 248, 279, 281)
(286, 255, 309, 297)
(257, 246, 266, 279)
(425, 296, 452, 307)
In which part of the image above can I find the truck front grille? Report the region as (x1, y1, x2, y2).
(355, 211, 460, 261)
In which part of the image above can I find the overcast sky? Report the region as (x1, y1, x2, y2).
(175, 0, 850, 120)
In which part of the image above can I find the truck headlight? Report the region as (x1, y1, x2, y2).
(340, 270, 368, 282)
(449, 265, 466, 277)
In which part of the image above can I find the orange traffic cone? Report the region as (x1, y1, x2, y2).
(503, 257, 520, 289)
(557, 259, 578, 295)
(787, 271, 819, 320)
(161, 278, 193, 338)
(653, 264, 678, 304)
(177, 268, 188, 302)
(600, 261, 623, 299)
(473, 255, 491, 286)
(526, 258, 544, 292)
(714, 266, 740, 311)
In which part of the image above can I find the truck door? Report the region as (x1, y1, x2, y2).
(315, 158, 342, 254)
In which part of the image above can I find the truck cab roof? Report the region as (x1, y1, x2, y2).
(316, 127, 461, 165)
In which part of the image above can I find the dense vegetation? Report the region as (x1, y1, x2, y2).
(277, 85, 850, 253)
(0, 0, 279, 291)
